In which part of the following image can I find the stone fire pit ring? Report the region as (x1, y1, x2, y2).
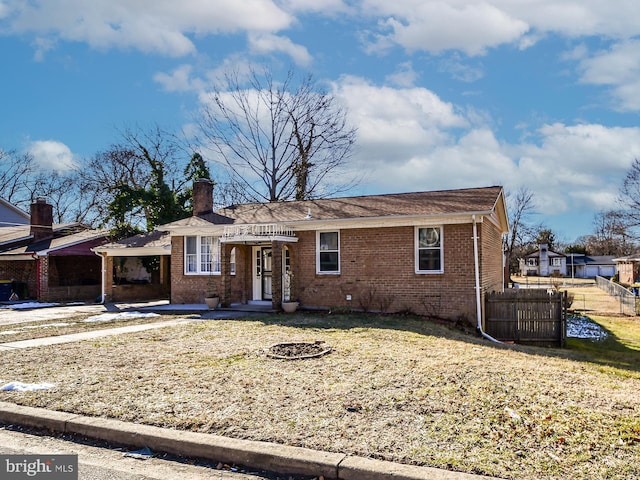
(266, 341, 332, 360)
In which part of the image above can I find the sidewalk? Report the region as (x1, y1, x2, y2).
(0, 302, 271, 350)
(0, 402, 496, 480)
(0, 318, 195, 350)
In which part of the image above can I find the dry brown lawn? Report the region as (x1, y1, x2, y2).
(1, 293, 639, 480)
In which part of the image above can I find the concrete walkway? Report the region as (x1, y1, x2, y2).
(0, 301, 272, 350)
(0, 318, 195, 350)
(0, 402, 496, 480)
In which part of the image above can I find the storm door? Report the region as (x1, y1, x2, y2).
(261, 247, 273, 300)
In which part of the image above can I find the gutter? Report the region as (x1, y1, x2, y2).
(472, 215, 502, 344)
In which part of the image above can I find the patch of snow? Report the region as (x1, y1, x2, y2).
(23, 323, 73, 329)
(0, 381, 55, 392)
(83, 311, 160, 323)
(0, 302, 60, 310)
(0, 330, 21, 335)
(123, 447, 153, 459)
(504, 407, 521, 421)
(567, 315, 608, 341)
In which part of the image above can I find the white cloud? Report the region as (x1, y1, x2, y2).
(360, 1, 640, 55)
(438, 54, 484, 83)
(385, 62, 418, 87)
(2, 0, 293, 57)
(333, 78, 640, 218)
(27, 140, 78, 171)
(154, 64, 205, 93)
(509, 123, 640, 213)
(280, 0, 352, 15)
(248, 33, 312, 66)
(576, 40, 640, 111)
(362, 0, 529, 56)
(31, 37, 56, 62)
(337, 76, 468, 136)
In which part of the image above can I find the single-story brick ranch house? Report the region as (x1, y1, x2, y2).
(0, 198, 109, 302)
(158, 181, 509, 324)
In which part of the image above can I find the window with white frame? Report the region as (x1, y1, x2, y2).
(317, 231, 340, 273)
(527, 258, 538, 267)
(551, 257, 562, 267)
(415, 226, 443, 273)
(184, 235, 221, 274)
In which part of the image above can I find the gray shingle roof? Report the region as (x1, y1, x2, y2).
(163, 185, 504, 228)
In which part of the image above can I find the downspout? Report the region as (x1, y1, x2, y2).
(472, 215, 502, 344)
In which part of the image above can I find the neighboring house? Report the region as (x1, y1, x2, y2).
(93, 230, 171, 302)
(519, 244, 566, 276)
(159, 181, 509, 323)
(0, 198, 30, 226)
(0, 198, 109, 302)
(565, 254, 616, 279)
(613, 254, 640, 285)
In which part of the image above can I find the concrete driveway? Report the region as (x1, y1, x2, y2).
(0, 300, 172, 327)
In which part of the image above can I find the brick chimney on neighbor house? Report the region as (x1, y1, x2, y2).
(192, 179, 214, 217)
(30, 197, 54, 242)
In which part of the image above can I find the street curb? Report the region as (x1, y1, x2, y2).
(0, 402, 495, 480)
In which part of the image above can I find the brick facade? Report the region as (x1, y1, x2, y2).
(170, 237, 252, 305)
(170, 220, 505, 322)
(0, 259, 37, 300)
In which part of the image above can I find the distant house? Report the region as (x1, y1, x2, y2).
(0, 198, 109, 302)
(613, 254, 640, 285)
(565, 254, 616, 279)
(93, 230, 171, 302)
(519, 244, 566, 276)
(158, 181, 509, 323)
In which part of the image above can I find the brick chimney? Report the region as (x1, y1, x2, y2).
(30, 197, 54, 242)
(192, 179, 214, 216)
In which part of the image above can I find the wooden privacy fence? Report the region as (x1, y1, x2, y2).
(485, 289, 567, 347)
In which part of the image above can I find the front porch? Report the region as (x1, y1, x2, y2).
(218, 224, 298, 311)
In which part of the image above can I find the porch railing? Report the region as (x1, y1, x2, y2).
(223, 224, 296, 240)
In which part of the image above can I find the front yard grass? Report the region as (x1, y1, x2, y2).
(1, 305, 639, 479)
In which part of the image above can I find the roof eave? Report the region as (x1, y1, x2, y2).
(35, 232, 108, 256)
(92, 246, 171, 257)
(162, 210, 499, 236)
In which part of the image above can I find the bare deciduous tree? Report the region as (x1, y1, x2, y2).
(0, 149, 89, 224)
(617, 158, 640, 243)
(0, 149, 37, 210)
(504, 187, 537, 278)
(583, 210, 632, 256)
(197, 68, 357, 202)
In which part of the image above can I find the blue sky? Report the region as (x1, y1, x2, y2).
(1, 0, 640, 243)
